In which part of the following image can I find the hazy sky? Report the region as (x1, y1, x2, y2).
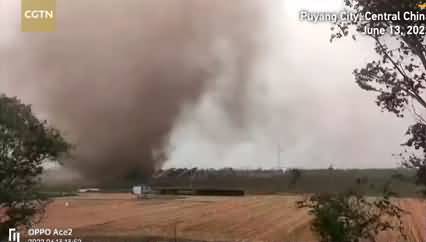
(0, 0, 410, 173)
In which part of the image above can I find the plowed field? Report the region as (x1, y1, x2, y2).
(37, 193, 426, 242)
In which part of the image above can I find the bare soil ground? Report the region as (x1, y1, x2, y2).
(38, 193, 426, 242)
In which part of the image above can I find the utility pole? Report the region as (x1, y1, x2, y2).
(277, 143, 282, 170)
(277, 142, 283, 194)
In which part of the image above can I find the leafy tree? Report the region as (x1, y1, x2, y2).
(0, 95, 70, 238)
(332, 0, 426, 194)
(297, 190, 406, 242)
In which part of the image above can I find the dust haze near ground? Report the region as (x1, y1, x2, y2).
(1, 0, 411, 183)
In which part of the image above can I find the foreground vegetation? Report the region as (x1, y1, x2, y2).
(0, 95, 70, 239)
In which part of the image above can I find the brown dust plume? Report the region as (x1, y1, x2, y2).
(3, 0, 268, 182)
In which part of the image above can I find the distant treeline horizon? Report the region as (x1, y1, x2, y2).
(41, 168, 422, 198)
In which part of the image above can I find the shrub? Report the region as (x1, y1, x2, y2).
(297, 191, 406, 242)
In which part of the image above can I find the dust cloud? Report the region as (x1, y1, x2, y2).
(2, 0, 268, 182)
(1, 0, 410, 183)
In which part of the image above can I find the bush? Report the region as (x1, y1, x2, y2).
(297, 191, 406, 242)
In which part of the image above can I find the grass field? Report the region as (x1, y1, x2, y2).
(36, 193, 426, 242)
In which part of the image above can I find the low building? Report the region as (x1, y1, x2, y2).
(132, 184, 152, 199)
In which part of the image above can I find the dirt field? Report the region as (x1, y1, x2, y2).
(38, 193, 426, 242)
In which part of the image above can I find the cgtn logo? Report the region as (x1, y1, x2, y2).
(8, 228, 20, 242)
(21, 0, 56, 32)
(23, 10, 54, 20)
